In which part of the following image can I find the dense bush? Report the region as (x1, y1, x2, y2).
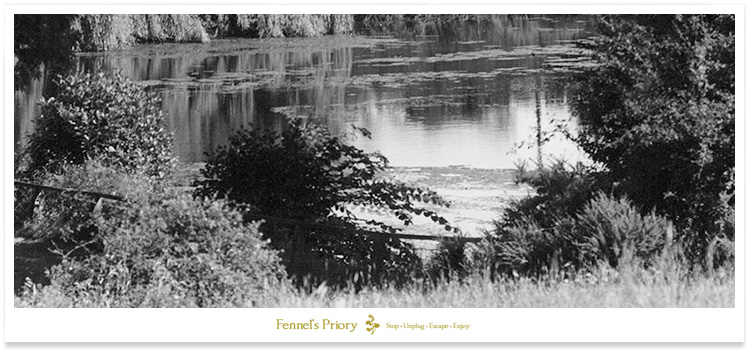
(426, 237, 472, 282)
(572, 15, 735, 262)
(500, 161, 607, 229)
(15, 159, 135, 242)
(17, 186, 287, 308)
(196, 119, 454, 287)
(22, 72, 174, 178)
(481, 162, 601, 277)
(482, 165, 672, 277)
(480, 215, 579, 278)
(575, 193, 669, 268)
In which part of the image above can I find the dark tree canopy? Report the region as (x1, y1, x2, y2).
(14, 15, 78, 90)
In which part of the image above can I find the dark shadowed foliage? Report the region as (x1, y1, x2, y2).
(572, 15, 734, 263)
(481, 163, 671, 278)
(195, 119, 455, 288)
(500, 161, 608, 229)
(426, 237, 471, 283)
(14, 15, 78, 90)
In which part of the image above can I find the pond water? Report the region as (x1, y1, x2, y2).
(15, 16, 595, 169)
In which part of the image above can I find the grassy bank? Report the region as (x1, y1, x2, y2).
(20, 271, 733, 308)
(263, 269, 734, 308)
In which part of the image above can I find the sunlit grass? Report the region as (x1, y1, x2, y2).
(262, 267, 734, 308)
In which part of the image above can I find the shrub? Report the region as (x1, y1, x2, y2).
(572, 15, 735, 262)
(15, 159, 137, 243)
(480, 215, 579, 278)
(14, 160, 162, 295)
(481, 162, 601, 277)
(426, 237, 471, 281)
(23, 72, 175, 178)
(483, 163, 673, 277)
(17, 187, 287, 308)
(195, 119, 453, 288)
(500, 160, 607, 229)
(575, 192, 669, 268)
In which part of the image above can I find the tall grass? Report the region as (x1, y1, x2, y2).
(262, 264, 734, 308)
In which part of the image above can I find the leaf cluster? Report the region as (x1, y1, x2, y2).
(22, 72, 175, 179)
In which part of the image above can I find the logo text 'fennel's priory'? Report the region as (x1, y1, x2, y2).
(276, 314, 469, 334)
(275, 314, 379, 334)
(276, 319, 358, 332)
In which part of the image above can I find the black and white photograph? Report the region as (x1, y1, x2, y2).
(6, 6, 743, 344)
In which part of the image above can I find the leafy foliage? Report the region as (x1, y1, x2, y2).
(15, 159, 134, 243)
(572, 15, 734, 262)
(426, 237, 471, 282)
(482, 164, 671, 277)
(476, 162, 596, 277)
(195, 119, 454, 287)
(575, 193, 669, 268)
(17, 185, 287, 308)
(500, 161, 607, 229)
(23, 72, 175, 178)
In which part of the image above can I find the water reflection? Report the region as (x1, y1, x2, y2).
(15, 16, 594, 169)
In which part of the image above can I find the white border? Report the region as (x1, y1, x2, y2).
(4, 3, 745, 345)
